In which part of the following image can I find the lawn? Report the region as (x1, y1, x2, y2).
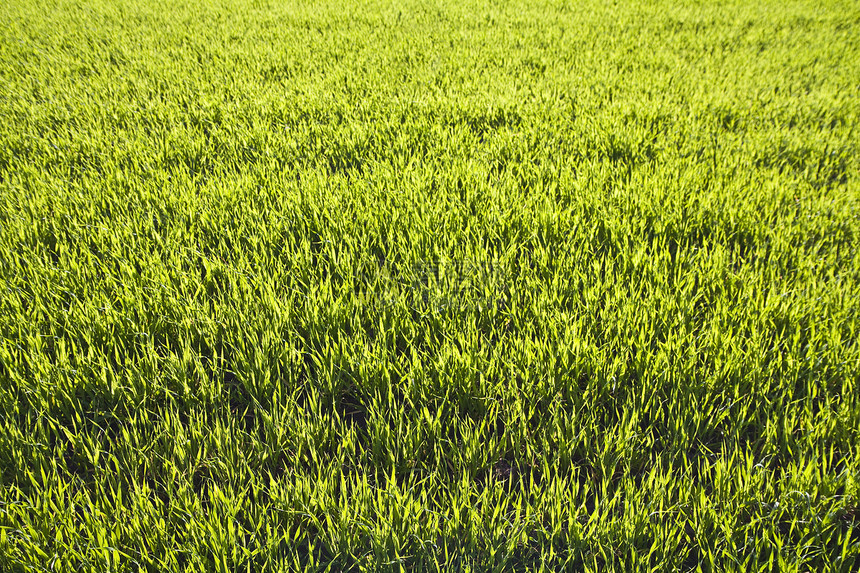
(0, 0, 858, 570)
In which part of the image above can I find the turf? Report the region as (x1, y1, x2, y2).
(0, 0, 859, 570)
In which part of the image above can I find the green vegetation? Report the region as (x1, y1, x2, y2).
(1, 0, 859, 570)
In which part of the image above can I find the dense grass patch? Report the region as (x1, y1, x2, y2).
(1, 0, 859, 570)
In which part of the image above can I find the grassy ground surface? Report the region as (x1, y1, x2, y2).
(1, 0, 859, 570)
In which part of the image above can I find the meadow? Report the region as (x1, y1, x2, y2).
(0, 0, 859, 570)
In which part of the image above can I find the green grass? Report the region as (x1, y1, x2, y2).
(1, 0, 859, 570)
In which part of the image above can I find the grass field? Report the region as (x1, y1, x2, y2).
(1, 0, 859, 570)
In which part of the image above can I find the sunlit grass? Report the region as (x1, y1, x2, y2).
(0, 0, 858, 571)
